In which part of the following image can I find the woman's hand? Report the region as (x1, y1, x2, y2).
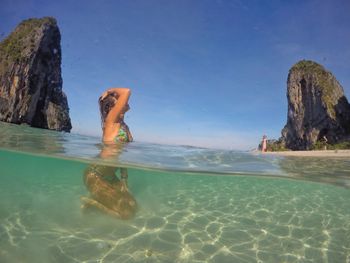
(100, 91, 109, 101)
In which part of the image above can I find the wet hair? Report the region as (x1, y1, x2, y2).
(98, 93, 116, 129)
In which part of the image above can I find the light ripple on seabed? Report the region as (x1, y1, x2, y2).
(1, 166, 350, 263)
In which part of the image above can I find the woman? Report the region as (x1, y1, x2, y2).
(99, 87, 133, 143)
(81, 88, 136, 219)
(261, 135, 267, 152)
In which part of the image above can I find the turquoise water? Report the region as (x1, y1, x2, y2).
(0, 123, 350, 262)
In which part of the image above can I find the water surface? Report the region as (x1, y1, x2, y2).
(0, 122, 349, 262)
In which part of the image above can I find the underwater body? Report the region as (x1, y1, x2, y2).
(0, 122, 349, 263)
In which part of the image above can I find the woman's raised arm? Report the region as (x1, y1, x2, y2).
(104, 88, 131, 124)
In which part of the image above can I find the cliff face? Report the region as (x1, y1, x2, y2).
(281, 60, 350, 150)
(0, 17, 72, 132)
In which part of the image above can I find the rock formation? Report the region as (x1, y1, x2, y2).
(0, 17, 72, 132)
(281, 60, 350, 150)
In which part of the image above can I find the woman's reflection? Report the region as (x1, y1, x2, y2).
(82, 161, 137, 219)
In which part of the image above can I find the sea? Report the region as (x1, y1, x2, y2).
(0, 121, 349, 263)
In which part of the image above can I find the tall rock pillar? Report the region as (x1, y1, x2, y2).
(281, 60, 350, 150)
(0, 17, 72, 132)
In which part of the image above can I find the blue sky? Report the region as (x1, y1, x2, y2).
(1, 0, 350, 150)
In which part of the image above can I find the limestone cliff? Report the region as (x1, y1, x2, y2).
(281, 60, 350, 150)
(0, 17, 72, 132)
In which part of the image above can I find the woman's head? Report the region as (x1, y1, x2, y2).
(99, 93, 117, 126)
(98, 93, 130, 127)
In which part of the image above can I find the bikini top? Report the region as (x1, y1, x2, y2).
(114, 123, 129, 143)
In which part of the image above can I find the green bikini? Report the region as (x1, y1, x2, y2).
(114, 123, 129, 143)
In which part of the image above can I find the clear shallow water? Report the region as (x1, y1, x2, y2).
(0, 122, 350, 262)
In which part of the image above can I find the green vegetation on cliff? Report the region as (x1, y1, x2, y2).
(290, 60, 325, 73)
(265, 138, 350, 151)
(266, 139, 290, 152)
(311, 140, 350, 150)
(0, 17, 56, 75)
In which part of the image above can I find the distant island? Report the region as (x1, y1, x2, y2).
(0, 17, 71, 132)
(262, 60, 350, 151)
